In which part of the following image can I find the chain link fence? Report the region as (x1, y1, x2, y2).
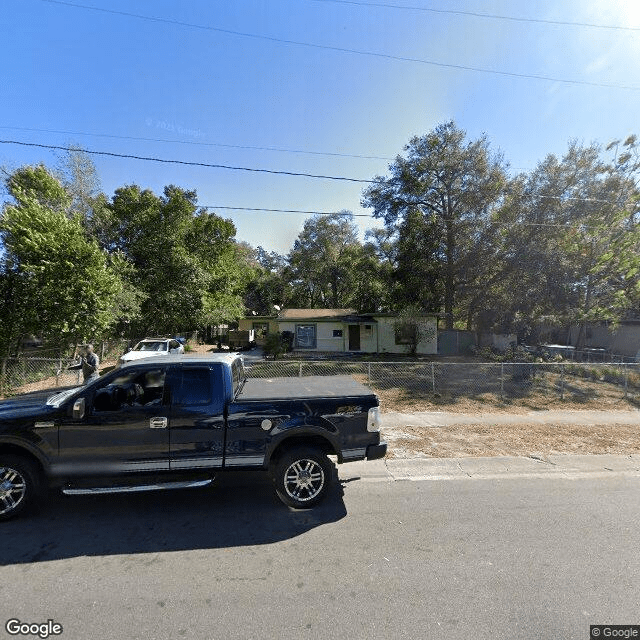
(246, 360, 640, 404)
(2, 351, 640, 405)
(0, 339, 129, 397)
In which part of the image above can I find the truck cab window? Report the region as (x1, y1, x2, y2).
(173, 368, 212, 406)
(93, 368, 166, 411)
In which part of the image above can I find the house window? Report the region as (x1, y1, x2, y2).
(363, 325, 373, 338)
(395, 324, 415, 345)
(252, 322, 269, 337)
(333, 329, 343, 338)
(295, 324, 317, 349)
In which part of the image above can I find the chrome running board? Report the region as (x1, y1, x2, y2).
(62, 478, 214, 495)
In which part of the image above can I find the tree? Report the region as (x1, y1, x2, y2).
(92, 185, 250, 334)
(392, 306, 437, 356)
(362, 121, 508, 328)
(55, 145, 102, 224)
(0, 167, 122, 357)
(7, 164, 70, 210)
(242, 245, 289, 316)
(285, 212, 365, 309)
(491, 140, 640, 343)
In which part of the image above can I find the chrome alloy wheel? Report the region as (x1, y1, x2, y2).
(283, 458, 325, 502)
(0, 466, 27, 516)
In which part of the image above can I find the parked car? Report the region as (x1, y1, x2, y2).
(118, 338, 184, 367)
(0, 354, 386, 520)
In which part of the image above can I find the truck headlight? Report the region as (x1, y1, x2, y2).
(367, 407, 381, 432)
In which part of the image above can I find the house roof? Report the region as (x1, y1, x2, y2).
(278, 308, 356, 320)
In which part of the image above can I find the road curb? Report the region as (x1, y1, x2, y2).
(338, 454, 640, 482)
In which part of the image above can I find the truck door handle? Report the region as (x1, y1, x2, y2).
(150, 417, 168, 429)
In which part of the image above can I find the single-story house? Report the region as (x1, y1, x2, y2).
(239, 309, 438, 355)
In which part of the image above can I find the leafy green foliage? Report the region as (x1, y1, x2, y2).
(92, 184, 251, 335)
(284, 212, 368, 309)
(491, 140, 640, 342)
(362, 121, 508, 328)
(0, 168, 121, 357)
(262, 332, 287, 359)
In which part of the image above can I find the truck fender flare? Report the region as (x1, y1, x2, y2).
(266, 422, 340, 466)
(0, 437, 50, 474)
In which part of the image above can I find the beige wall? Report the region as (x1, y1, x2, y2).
(238, 318, 278, 334)
(278, 320, 346, 352)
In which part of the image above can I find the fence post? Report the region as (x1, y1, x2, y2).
(56, 358, 62, 387)
(298, 362, 303, 378)
(0, 358, 6, 397)
(500, 363, 504, 400)
(431, 362, 436, 394)
(560, 364, 565, 401)
(367, 362, 371, 386)
(624, 363, 628, 400)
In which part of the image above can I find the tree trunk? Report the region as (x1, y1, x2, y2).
(444, 219, 455, 329)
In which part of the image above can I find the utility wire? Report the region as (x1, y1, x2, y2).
(0, 140, 627, 206)
(0, 140, 374, 184)
(37, 0, 640, 91)
(0, 126, 391, 161)
(310, 0, 640, 32)
(203, 206, 373, 217)
(204, 206, 622, 231)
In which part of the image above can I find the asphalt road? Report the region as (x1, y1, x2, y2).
(1, 471, 639, 640)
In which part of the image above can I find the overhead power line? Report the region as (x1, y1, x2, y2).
(310, 0, 640, 32)
(204, 206, 617, 231)
(0, 139, 626, 207)
(0, 140, 374, 184)
(38, 0, 640, 91)
(204, 206, 373, 217)
(0, 126, 391, 161)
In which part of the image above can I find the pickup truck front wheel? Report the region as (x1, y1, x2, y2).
(272, 447, 333, 509)
(0, 455, 41, 522)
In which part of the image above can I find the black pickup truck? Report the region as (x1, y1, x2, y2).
(0, 355, 386, 520)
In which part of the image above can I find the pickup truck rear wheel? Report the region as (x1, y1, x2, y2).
(273, 447, 333, 509)
(0, 455, 41, 522)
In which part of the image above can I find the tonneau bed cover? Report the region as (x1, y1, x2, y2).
(239, 375, 376, 401)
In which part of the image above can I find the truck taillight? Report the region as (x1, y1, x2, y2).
(367, 407, 381, 432)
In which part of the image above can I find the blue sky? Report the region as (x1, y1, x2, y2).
(2, 0, 640, 253)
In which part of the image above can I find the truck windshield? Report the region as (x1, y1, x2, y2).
(135, 341, 167, 351)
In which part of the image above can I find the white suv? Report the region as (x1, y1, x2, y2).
(118, 338, 185, 367)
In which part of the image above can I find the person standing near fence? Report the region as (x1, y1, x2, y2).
(68, 344, 100, 384)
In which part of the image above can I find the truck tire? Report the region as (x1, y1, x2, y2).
(272, 447, 334, 509)
(0, 455, 41, 522)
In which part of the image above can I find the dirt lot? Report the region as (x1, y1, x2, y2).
(382, 421, 640, 459)
(371, 366, 640, 459)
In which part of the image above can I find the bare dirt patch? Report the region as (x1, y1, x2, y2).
(374, 385, 639, 414)
(383, 422, 640, 459)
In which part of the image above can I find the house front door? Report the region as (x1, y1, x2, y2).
(348, 325, 361, 351)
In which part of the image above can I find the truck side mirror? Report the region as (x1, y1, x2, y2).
(72, 397, 86, 420)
